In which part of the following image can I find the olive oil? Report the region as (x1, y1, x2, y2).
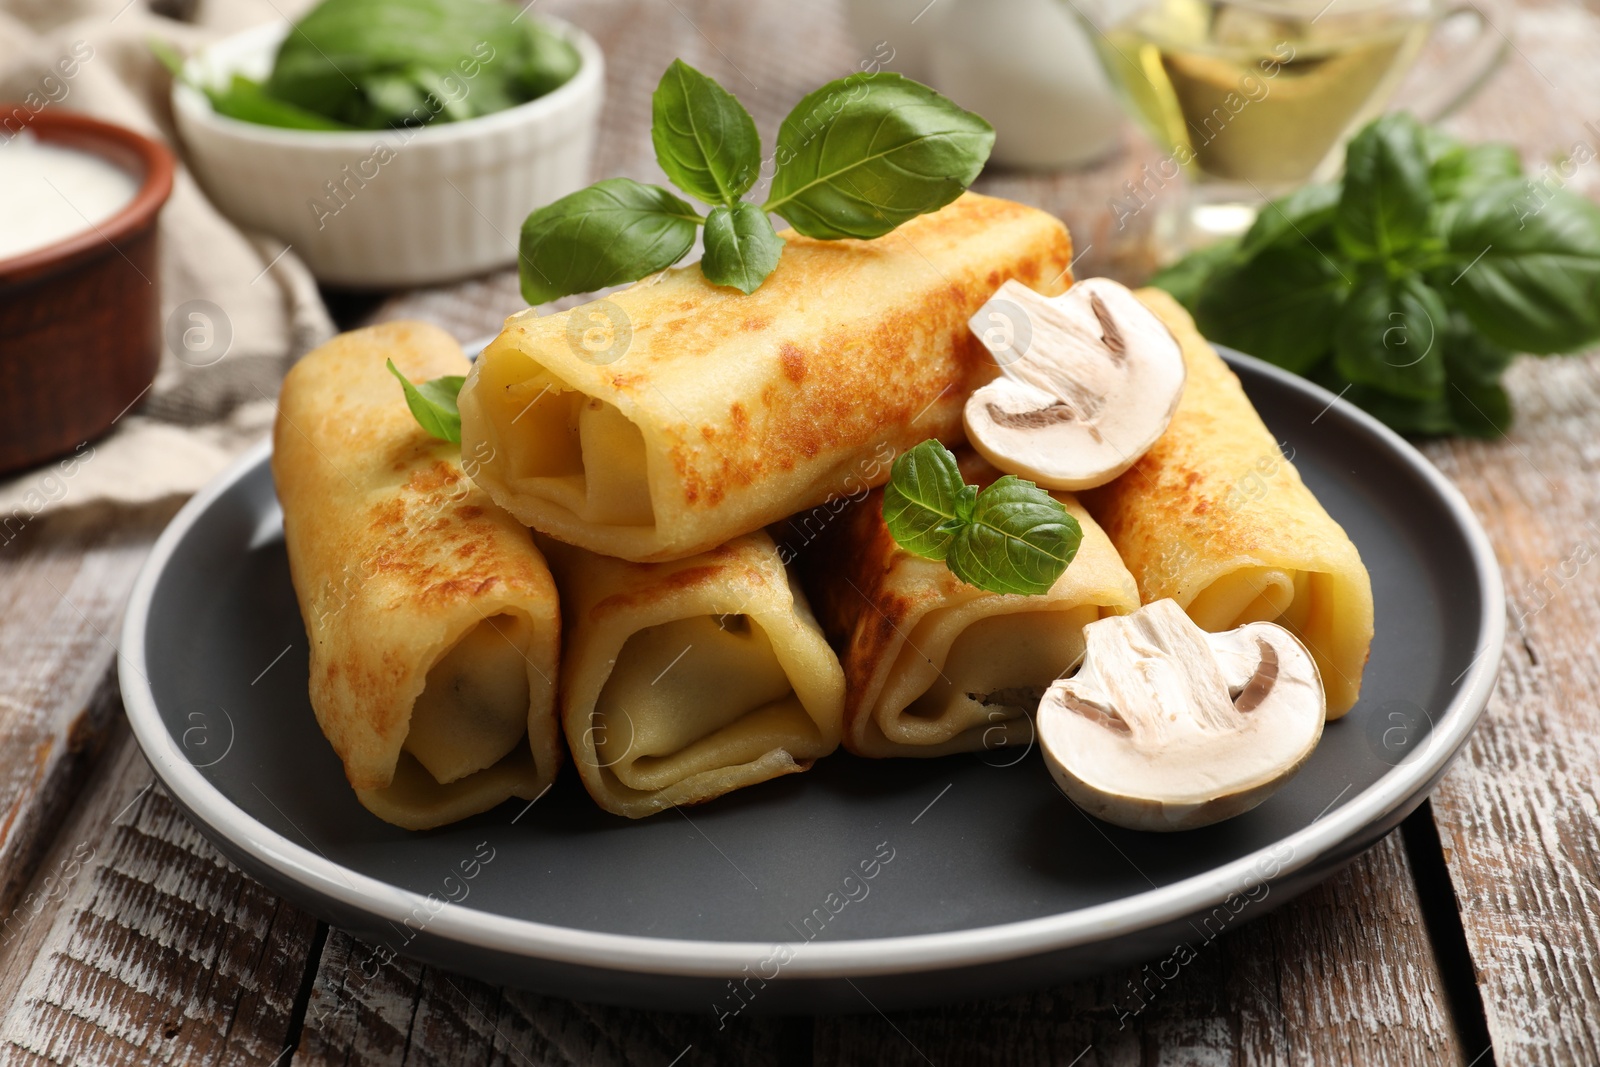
(1099, 0, 1429, 188)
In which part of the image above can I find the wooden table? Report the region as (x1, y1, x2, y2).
(2, 0, 1598, 1063)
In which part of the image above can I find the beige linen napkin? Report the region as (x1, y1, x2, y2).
(0, 0, 333, 519)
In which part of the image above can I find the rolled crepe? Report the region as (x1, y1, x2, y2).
(1080, 289, 1375, 718)
(543, 531, 844, 818)
(458, 192, 1075, 563)
(273, 322, 562, 829)
(798, 453, 1141, 758)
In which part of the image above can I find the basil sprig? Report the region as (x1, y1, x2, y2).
(519, 59, 994, 303)
(883, 441, 1082, 596)
(1153, 112, 1600, 437)
(387, 359, 465, 443)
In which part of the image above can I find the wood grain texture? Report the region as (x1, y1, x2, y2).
(1410, 1, 1600, 1063)
(0, 503, 175, 922)
(295, 927, 810, 1067)
(1423, 349, 1600, 1067)
(814, 831, 1465, 1067)
(0, 721, 320, 1066)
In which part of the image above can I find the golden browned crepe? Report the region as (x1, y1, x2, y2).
(799, 453, 1141, 758)
(542, 531, 844, 817)
(458, 192, 1075, 563)
(273, 322, 562, 829)
(1080, 290, 1375, 718)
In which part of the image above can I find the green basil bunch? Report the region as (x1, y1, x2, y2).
(883, 441, 1082, 596)
(517, 60, 995, 303)
(267, 0, 578, 130)
(164, 0, 579, 132)
(1154, 113, 1600, 437)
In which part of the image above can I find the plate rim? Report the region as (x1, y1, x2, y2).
(118, 348, 1506, 980)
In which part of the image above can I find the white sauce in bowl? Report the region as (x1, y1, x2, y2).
(0, 133, 140, 262)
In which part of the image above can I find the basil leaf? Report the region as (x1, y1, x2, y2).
(882, 440, 968, 561)
(1447, 378, 1513, 437)
(266, 0, 575, 130)
(1194, 245, 1350, 373)
(359, 70, 429, 123)
(1430, 142, 1523, 201)
(883, 442, 1080, 594)
(1240, 182, 1340, 258)
(517, 22, 581, 99)
(765, 72, 994, 239)
(701, 202, 784, 293)
(1442, 309, 1516, 384)
(1442, 310, 1515, 437)
(519, 178, 702, 305)
(1338, 377, 1456, 436)
(1420, 124, 1461, 166)
(149, 40, 350, 130)
(387, 359, 465, 442)
(949, 477, 1081, 597)
(1149, 237, 1240, 313)
(651, 59, 761, 207)
(1315, 315, 1513, 438)
(1336, 113, 1433, 261)
(1333, 271, 1448, 400)
(1443, 178, 1600, 353)
(202, 73, 355, 130)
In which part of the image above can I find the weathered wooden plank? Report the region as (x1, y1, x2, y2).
(287, 817, 1466, 1067)
(1422, 348, 1600, 1067)
(0, 722, 320, 1066)
(813, 828, 1465, 1067)
(0, 503, 175, 921)
(1394, 1, 1600, 1061)
(294, 927, 809, 1067)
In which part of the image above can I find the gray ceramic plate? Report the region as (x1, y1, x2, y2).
(119, 347, 1503, 1014)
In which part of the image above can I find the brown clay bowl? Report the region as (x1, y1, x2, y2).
(0, 109, 175, 475)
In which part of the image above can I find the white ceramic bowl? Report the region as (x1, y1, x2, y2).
(173, 18, 603, 288)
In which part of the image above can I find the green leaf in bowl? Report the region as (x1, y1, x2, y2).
(266, 0, 577, 130)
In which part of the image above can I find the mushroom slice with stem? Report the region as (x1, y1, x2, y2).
(1037, 598, 1325, 831)
(964, 277, 1186, 491)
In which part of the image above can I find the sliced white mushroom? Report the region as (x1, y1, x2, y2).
(964, 277, 1186, 490)
(1037, 599, 1325, 832)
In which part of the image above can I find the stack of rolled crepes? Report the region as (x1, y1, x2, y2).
(273, 193, 1373, 828)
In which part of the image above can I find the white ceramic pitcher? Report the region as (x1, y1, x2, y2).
(842, 0, 1125, 170)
